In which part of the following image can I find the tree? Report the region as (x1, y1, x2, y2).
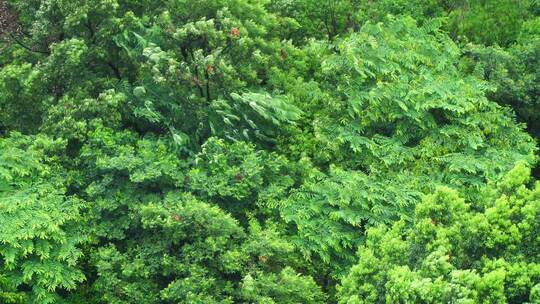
(89, 192, 323, 303)
(0, 133, 86, 303)
(1, 1, 539, 303)
(277, 16, 536, 275)
(459, 17, 540, 140)
(446, 0, 534, 46)
(338, 162, 540, 304)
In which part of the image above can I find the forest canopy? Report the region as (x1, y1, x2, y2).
(0, 0, 539, 303)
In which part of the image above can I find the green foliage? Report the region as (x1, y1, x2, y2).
(92, 192, 245, 303)
(41, 90, 127, 141)
(0, 63, 43, 133)
(0, 133, 86, 303)
(91, 192, 319, 303)
(0, 273, 26, 304)
(189, 137, 293, 201)
(268, 0, 360, 40)
(1, 0, 540, 303)
(282, 167, 421, 271)
(240, 267, 326, 304)
(355, 0, 444, 25)
(83, 126, 184, 185)
(338, 162, 540, 304)
(276, 16, 536, 275)
(110, 0, 305, 146)
(316, 17, 536, 181)
(78, 125, 185, 240)
(446, 0, 534, 46)
(460, 21, 540, 139)
(210, 91, 303, 143)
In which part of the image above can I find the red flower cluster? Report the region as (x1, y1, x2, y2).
(230, 27, 240, 38)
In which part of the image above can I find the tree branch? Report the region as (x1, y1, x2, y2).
(8, 33, 49, 54)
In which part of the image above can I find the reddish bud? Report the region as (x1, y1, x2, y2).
(230, 27, 240, 38)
